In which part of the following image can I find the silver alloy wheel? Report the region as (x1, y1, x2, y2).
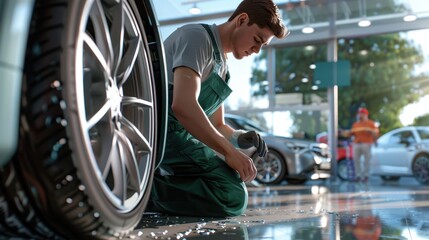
(413, 154, 429, 184)
(337, 159, 353, 181)
(254, 151, 283, 184)
(69, 0, 155, 211)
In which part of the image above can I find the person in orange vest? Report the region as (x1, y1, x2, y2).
(345, 107, 379, 182)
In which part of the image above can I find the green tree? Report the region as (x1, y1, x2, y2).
(413, 114, 429, 126)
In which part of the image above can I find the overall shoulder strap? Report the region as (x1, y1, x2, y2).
(201, 24, 222, 61)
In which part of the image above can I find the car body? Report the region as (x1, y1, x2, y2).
(0, 0, 167, 238)
(371, 126, 429, 184)
(225, 114, 331, 184)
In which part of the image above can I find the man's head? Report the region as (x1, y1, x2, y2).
(228, 0, 288, 39)
(357, 107, 369, 121)
(227, 0, 288, 59)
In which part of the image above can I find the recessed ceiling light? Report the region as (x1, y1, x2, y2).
(403, 14, 417, 22)
(302, 26, 314, 34)
(358, 19, 371, 27)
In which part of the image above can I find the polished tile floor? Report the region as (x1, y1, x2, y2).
(126, 177, 429, 240)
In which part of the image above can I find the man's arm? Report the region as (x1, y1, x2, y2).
(209, 105, 234, 140)
(171, 66, 256, 182)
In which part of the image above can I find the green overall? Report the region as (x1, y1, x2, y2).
(149, 25, 247, 217)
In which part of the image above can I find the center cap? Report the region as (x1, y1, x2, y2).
(108, 85, 122, 115)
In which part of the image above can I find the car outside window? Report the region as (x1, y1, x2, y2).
(417, 128, 429, 141)
(388, 130, 415, 146)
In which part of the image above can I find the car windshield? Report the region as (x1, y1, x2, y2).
(417, 128, 429, 141)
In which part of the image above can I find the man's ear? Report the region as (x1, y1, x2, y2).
(236, 13, 249, 27)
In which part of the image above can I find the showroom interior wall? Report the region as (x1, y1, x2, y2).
(151, 0, 429, 180)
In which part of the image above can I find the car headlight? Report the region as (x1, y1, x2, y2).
(314, 155, 322, 164)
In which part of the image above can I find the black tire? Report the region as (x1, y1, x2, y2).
(380, 176, 401, 182)
(0, 0, 166, 238)
(0, 162, 61, 239)
(412, 153, 429, 185)
(253, 149, 287, 184)
(337, 158, 354, 181)
(286, 177, 307, 185)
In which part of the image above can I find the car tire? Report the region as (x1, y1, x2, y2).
(253, 149, 287, 185)
(337, 158, 354, 181)
(0, 0, 166, 238)
(285, 177, 307, 185)
(380, 176, 401, 182)
(412, 153, 429, 185)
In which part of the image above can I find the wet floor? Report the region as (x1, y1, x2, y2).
(126, 177, 429, 240)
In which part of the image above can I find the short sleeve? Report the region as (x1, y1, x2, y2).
(166, 26, 213, 78)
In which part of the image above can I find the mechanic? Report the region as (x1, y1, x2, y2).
(347, 107, 379, 182)
(148, 0, 288, 217)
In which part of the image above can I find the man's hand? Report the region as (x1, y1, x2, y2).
(237, 131, 268, 157)
(224, 149, 257, 183)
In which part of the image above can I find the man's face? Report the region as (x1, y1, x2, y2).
(358, 113, 368, 121)
(231, 16, 275, 59)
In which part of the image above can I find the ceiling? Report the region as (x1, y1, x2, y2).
(151, 0, 429, 45)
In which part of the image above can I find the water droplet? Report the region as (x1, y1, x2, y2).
(51, 80, 61, 89)
(45, 116, 52, 126)
(60, 100, 67, 110)
(51, 95, 58, 104)
(66, 175, 73, 182)
(60, 119, 67, 126)
(78, 185, 86, 191)
(91, 230, 97, 236)
(55, 184, 62, 189)
(78, 202, 84, 207)
(66, 198, 72, 204)
(94, 212, 100, 218)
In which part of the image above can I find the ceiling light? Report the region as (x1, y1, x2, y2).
(302, 26, 314, 34)
(403, 14, 417, 22)
(358, 19, 371, 27)
(188, 3, 201, 15)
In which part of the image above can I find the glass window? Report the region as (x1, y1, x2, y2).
(227, 110, 328, 141)
(417, 128, 429, 140)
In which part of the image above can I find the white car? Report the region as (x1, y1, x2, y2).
(371, 126, 429, 184)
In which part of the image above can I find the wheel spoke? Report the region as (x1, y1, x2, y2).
(112, 130, 128, 204)
(110, 1, 125, 77)
(98, 131, 117, 179)
(119, 116, 152, 153)
(117, 37, 141, 86)
(122, 96, 153, 108)
(116, 130, 142, 193)
(89, 0, 114, 66)
(87, 99, 112, 130)
(83, 33, 110, 76)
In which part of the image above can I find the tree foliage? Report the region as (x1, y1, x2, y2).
(413, 114, 429, 126)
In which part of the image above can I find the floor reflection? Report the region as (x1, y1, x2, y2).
(128, 178, 429, 240)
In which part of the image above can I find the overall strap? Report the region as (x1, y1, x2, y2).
(201, 24, 222, 61)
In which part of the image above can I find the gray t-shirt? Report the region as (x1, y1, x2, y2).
(164, 24, 228, 84)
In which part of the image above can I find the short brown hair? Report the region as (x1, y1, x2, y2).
(228, 0, 288, 39)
